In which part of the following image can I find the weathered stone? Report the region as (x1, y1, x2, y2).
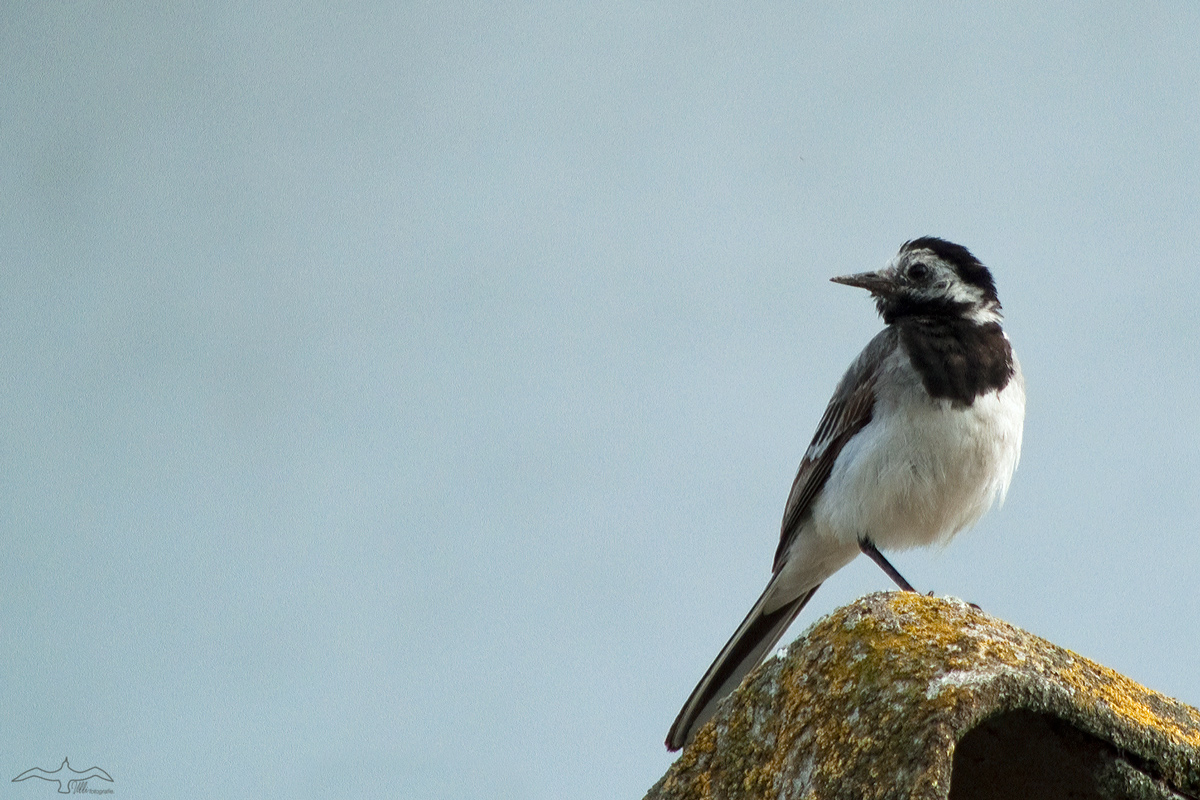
(647, 593, 1200, 800)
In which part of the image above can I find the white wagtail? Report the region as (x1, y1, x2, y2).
(665, 237, 1025, 751)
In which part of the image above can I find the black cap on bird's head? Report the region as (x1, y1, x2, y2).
(832, 237, 1001, 324)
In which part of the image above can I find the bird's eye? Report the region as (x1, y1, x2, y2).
(907, 262, 930, 281)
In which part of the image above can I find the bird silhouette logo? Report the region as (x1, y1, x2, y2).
(11, 757, 113, 794)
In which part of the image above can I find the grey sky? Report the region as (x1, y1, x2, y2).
(3, 3, 1199, 798)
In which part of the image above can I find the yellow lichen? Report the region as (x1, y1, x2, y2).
(650, 593, 1200, 800)
(1057, 656, 1200, 749)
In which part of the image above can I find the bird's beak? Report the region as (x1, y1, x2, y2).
(830, 270, 897, 296)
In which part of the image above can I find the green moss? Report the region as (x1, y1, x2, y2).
(648, 593, 1200, 800)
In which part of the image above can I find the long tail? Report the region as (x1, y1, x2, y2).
(665, 581, 821, 751)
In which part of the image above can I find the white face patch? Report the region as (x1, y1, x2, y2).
(890, 248, 1000, 320)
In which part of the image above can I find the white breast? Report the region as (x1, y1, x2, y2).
(810, 347, 1026, 551)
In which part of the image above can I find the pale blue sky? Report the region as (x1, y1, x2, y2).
(3, 3, 1199, 798)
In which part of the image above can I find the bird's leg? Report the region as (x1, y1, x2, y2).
(858, 538, 917, 593)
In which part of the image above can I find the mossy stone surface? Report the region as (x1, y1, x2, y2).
(647, 593, 1200, 800)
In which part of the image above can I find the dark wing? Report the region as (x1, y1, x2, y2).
(11, 768, 53, 782)
(76, 768, 113, 783)
(772, 329, 893, 571)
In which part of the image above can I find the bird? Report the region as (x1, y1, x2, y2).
(665, 237, 1025, 751)
(11, 757, 114, 794)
